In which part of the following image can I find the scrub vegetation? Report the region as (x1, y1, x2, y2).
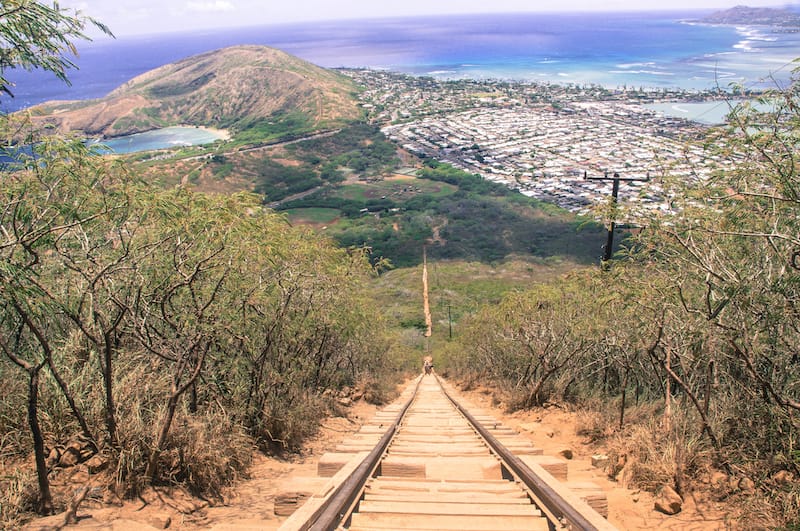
(5, 2, 800, 528)
(441, 77, 800, 527)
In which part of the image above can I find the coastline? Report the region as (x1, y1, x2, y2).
(193, 125, 232, 141)
(6, 11, 800, 113)
(93, 125, 231, 155)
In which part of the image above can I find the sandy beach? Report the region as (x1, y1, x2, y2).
(194, 125, 232, 141)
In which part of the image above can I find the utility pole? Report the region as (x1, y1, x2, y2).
(448, 304, 452, 339)
(585, 171, 649, 266)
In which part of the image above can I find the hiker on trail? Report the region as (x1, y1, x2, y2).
(423, 356, 433, 375)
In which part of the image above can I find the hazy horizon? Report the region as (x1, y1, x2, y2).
(61, 1, 799, 37)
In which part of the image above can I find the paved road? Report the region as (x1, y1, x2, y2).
(182, 129, 341, 163)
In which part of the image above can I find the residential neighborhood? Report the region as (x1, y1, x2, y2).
(344, 69, 735, 215)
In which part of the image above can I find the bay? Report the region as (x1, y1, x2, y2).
(645, 99, 778, 124)
(88, 126, 228, 154)
(644, 101, 740, 124)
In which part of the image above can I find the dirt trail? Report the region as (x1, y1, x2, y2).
(24, 380, 732, 531)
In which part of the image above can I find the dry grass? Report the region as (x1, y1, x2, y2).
(0, 467, 37, 529)
(0, 367, 29, 460)
(576, 400, 715, 493)
(730, 495, 786, 530)
(771, 486, 800, 529)
(259, 393, 329, 452)
(358, 375, 401, 406)
(111, 361, 253, 497)
(160, 409, 252, 499)
(574, 399, 800, 528)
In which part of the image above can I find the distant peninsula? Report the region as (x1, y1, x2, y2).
(699, 5, 800, 27)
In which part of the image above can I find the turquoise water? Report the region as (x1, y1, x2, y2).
(644, 101, 740, 124)
(644, 100, 776, 124)
(5, 11, 800, 113)
(88, 126, 226, 154)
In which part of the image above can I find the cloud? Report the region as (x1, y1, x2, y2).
(185, 1, 235, 12)
(66, 2, 90, 12)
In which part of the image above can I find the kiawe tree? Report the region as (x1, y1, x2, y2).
(0, 134, 131, 514)
(0, 0, 111, 98)
(0, 5, 390, 519)
(448, 69, 800, 523)
(132, 190, 250, 482)
(646, 74, 800, 452)
(0, 1, 388, 518)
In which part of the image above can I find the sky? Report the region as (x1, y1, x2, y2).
(62, 1, 796, 36)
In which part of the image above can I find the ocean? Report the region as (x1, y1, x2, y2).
(3, 10, 799, 114)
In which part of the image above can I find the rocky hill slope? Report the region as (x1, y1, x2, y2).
(26, 45, 362, 138)
(700, 5, 800, 26)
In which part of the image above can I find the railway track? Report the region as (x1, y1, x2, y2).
(280, 374, 618, 531)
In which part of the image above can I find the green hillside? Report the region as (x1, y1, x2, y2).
(280, 157, 608, 267)
(6, 10, 800, 526)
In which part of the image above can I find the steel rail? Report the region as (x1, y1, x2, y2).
(436, 374, 617, 531)
(301, 375, 423, 531)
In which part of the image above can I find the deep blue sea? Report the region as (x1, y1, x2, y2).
(4, 10, 800, 113)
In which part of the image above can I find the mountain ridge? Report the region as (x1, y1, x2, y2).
(26, 45, 362, 138)
(699, 5, 800, 26)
